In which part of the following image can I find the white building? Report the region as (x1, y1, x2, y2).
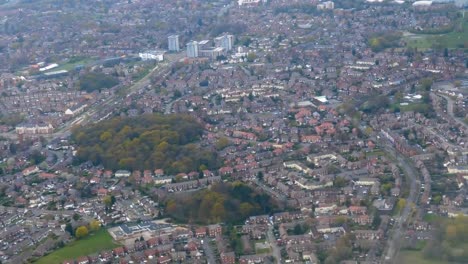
(317, 1, 335, 10)
(115, 170, 131, 178)
(214, 34, 234, 52)
(138, 51, 164, 61)
(168, 35, 180, 52)
(16, 123, 54, 135)
(238, 0, 262, 6)
(187, 41, 199, 58)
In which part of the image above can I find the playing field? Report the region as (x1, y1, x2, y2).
(397, 250, 452, 264)
(35, 230, 120, 264)
(403, 18, 468, 50)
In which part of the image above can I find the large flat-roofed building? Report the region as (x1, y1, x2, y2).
(109, 222, 173, 240)
(199, 47, 225, 59)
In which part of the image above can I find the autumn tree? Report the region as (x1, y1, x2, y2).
(75, 226, 89, 239)
(103, 195, 112, 207)
(89, 219, 101, 232)
(396, 198, 406, 214)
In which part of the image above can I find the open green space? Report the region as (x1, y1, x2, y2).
(256, 247, 271, 254)
(403, 18, 468, 50)
(398, 250, 452, 264)
(35, 229, 119, 264)
(399, 103, 432, 113)
(46, 57, 95, 72)
(365, 150, 385, 158)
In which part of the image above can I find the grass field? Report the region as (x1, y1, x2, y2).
(45, 57, 95, 73)
(397, 250, 452, 264)
(403, 18, 468, 50)
(35, 230, 120, 264)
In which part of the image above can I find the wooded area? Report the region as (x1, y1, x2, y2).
(422, 215, 468, 262)
(165, 182, 278, 224)
(72, 114, 218, 173)
(78, 72, 119, 92)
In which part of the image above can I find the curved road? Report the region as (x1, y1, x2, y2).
(435, 92, 468, 130)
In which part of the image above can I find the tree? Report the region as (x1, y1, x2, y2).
(445, 225, 457, 241)
(257, 171, 264, 181)
(333, 176, 348, 188)
(89, 219, 101, 232)
(103, 195, 112, 207)
(293, 224, 305, 235)
(199, 79, 209, 87)
(100, 131, 112, 142)
(246, 53, 256, 62)
(65, 223, 74, 236)
(215, 137, 230, 150)
(248, 92, 254, 101)
(396, 198, 406, 213)
(173, 90, 182, 98)
(420, 78, 433, 91)
(78, 72, 118, 92)
(75, 226, 89, 239)
(73, 213, 81, 221)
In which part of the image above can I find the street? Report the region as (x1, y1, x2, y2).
(202, 239, 217, 264)
(379, 141, 420, 263)
(267, 225, 281, 263)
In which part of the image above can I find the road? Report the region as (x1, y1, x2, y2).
(0, 205, 76, 216)
(202, 239, 217, 264)
(379, 141, 420, 264)
(164, 97, 183, 114)
(253, 179, 288, 202)
(267, 225, 281, 263)
(435, 92, 468, 130)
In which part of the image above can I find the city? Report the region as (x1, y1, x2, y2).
(0, 0, 467, 263)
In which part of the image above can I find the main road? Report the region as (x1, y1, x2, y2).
(51, 53, 184, 140)
(379, 139, 420, 263)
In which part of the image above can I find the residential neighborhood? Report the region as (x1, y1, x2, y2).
(0, 0, 467, 263)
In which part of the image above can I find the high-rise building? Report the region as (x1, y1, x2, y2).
(168, 35, 180, 52)
(214, 35, 234, 51)
(186, 41, 199, 58)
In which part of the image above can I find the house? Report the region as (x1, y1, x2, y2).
(16, 123, 54, 135)
(221, 252, 236, 264)
(353, 230, 383, 240)
(22, 166, 40, 176)
(195, 227, 207, 237)
(239, 254, 267, 264)
(170, 251, 186, 262)
(113, 247, 126, 257)
(157, 255, 171, 264)
(208, 224, 222, 237)
(76, 256, 89, 264)
(354, 177, 378, 186)
(115, 170, 131, 178)
(153, 176, 173, 185)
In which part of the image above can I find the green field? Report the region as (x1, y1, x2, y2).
(35, 230, 120, 264)
(397, 250, 452, 264)
(403, 18, 468, 50)
(46, 57, 95, 73)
